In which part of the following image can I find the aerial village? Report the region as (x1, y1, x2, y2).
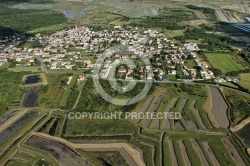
(0, 25, 231, 83)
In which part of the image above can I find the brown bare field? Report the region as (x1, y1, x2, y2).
(203, 142, 220, 166)
(190, 100, 206, 129)
(168, 140, 178, 166)
(210, 87, 229, 128)
(191, 139, 209, 166)
(222, 139, 246, 166)
(179, 141, 191, 166)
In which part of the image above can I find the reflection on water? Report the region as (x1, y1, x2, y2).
(25, 75, 40, 84)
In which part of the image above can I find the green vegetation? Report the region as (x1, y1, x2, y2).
(65, 118, 137, 136)
(0, 5, 67, 34)
(39, 74, 68, 107)
(205, 53, 244, 74)
(0, 69, 27, 115)
(224, 90, 250, 125)
(59, 75, 78, 107)
(238, 73, 250, 92)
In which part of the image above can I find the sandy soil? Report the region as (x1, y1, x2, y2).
(230, 117, 250, 132)
(210, 87, 229, 128)
(222, 139, 246, 166)
(191, 139, 209, 166)
(247, 148, 250, 156)
(190, 100, 206, 129)
(30, 132, 145, 166)
(203, 142, 220, 166)
(179, 141, 191, 166)
(167, 140, 178, 166)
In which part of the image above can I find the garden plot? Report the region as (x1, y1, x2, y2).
(168, 140, 178, 166)
(203, 142, 220, 166)
(191, 139, 209, 166)
(222, 139, 246, 166)
(190, 100, 206, 129)
(179, 141, 191, 166)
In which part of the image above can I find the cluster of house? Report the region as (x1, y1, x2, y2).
(0, 26, 233, 82)
(214, 76, 239, 83)
(0, 35, 26, 66)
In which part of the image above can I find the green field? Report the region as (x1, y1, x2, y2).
(59, 75, 78, 107)
(238, 73, 250, 91)
(205, 53, 244, 74)
(29, 23, 75, 34)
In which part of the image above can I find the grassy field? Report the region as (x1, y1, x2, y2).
(238, 73, 250, 91)
(29, 23, 75, 34)
(59, 75, 78, 107)
(205, 53, 244, 74)
(8, 66, 40, 72)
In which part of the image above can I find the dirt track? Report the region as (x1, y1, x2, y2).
(30, 132, 145, 166)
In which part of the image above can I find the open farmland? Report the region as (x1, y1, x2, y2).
(238, 73, 250, 92)
(205, 53, 245, 74)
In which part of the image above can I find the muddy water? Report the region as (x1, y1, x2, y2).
(235, 122, 250, 147)
(23, 87, 39, 107)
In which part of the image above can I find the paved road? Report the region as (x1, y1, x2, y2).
(35, 55, 48, 72)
